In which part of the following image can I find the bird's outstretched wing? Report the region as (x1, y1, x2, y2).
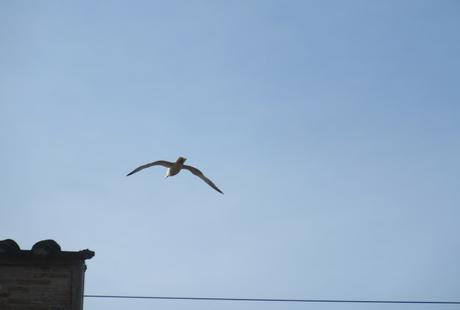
(183, 165, 223, 194)
(126, 160, 174, 176)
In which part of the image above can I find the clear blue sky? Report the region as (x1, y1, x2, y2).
(1, 1, 459, 309)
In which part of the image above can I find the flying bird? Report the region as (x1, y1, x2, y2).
(127, 156, 223, 194)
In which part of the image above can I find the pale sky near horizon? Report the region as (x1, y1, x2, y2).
(1, 1, 459, 310)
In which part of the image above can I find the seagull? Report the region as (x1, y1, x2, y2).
(126, 156, 223, 194)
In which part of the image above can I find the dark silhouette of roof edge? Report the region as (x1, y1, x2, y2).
(0, 249, 95, 260)
(0, 239, 94, 261)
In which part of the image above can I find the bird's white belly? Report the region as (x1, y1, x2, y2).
(168, 166, 181, 176)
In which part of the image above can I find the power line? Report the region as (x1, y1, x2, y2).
(84, 294, 460, 305)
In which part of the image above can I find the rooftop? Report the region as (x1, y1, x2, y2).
(0, 239, 94, 263)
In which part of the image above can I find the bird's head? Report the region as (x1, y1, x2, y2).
(177, 156, 187, 164)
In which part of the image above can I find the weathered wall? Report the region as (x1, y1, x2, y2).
(0, 240, 93, 310)
(0, 264, 72, 310)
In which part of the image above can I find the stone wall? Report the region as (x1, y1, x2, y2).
(0, 264, 73, 310)
(0, 240, 94, 310)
